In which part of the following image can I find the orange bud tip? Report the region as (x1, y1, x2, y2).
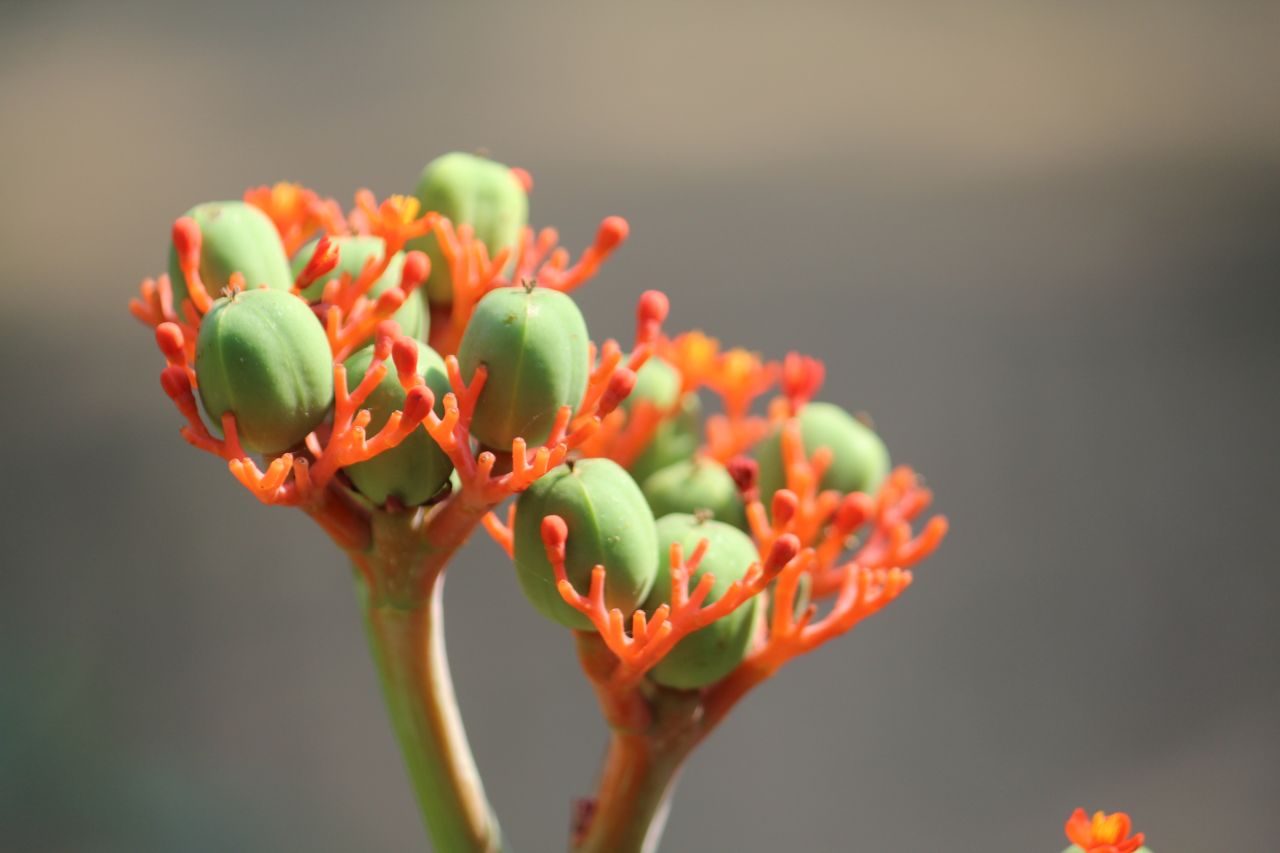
(171, 217, 201, 265)
(767, 534, 801, 569)
(510, 167, 534, 193)
(772, 489, 798, 525)
(402, 385, 434, 422)
(373, 326, 396, 361)
(638, 290, 669, 327)
(597, 216, 629, 252)
(375, 289, 406, 312)
(392, 337, 419, 374)
(599, 368, 637, 415)
(401, 250, 430, 286)
(155, 323, 185, 359)
(835, 493, 871, 530)
(160, 365, 191, 399)
(542, 514, 569, 547)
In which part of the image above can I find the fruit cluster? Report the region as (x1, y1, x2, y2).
(131, 151, 948, 850)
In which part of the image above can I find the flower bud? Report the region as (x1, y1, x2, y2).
(194, 289, 334, 454)
(168, 201, 292, 309)
(754, 401, 890, 502)
(409, 151, 529, 305)
(342, 340, 453, 506)
(457, 285, 590, 449)
(644, 513, 761, 689)
(513, 459, 659, 630)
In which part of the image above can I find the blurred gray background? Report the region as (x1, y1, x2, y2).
(2, 1, 1278, 850)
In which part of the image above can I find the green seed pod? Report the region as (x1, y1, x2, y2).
(341, 341, 453, 506)
(641, 458, 747, 529)
(168, 201, 292, 310)
(628, 391, 702, 484)
(513, 459, 659, 630)
(754, 401, 890, 503)
(292, 236, 429, 342)
(622, 356, 702, 483)
(409, 152, 529, 306)
(195, 289, 334, 454)
(623, 356, 682, 414)
(457, 285, 589, 448)
(645, 513, 761, 689)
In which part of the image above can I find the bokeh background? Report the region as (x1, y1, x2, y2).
(3, 1, 1278, 850)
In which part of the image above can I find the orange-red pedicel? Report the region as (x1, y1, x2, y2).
(132, 168, 949, 852)
(1065, 809, 1147, 853)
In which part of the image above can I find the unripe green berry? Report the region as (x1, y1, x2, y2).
(195, 289, 334, 454)
(513, 459, 659, 630)
(645, 513, 761, 689)
(457, 285, 589, 449)
(754, 401, 890, 502)
(623, 356, 682, 415)
(641, 458, 747, 529)
(628, 392, 702, 485)
(409, 152, 529, 305)
(292, 236, 429, 342)
(341, 341, 453, 506)
(168, 201, 291, 310)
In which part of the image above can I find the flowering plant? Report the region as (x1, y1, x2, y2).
(130, 151, 958, 851)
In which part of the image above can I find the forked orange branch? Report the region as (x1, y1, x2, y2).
(541, 515, 801, 689)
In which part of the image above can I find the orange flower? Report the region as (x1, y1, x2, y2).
(1065, 808, 1146, 853)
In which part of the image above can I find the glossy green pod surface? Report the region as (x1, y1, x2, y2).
(457, 285, 589, 448)
(645, 513, 761, 689)
(513, 459, 659, 630)
(755, 401, 890, 502)
(641, 458, 747, 529)
(623, 355, 703, 482)
(195, 289, 334, 454)
(409, 151, 528, 305)
(168, 201, 292, 310)
(628, 391, 702, 485)
(341, 341, 452, 506)
(293, 236, 428, 342)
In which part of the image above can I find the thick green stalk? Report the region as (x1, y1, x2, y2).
(574, 731, 686, 853)
(353, 497, 506, 853)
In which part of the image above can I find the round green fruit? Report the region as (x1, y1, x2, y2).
(641, 458, 747, 529)
(513, 459, 659, 630)
(168, 201, 291, 310)
(341, 341, 453, 506)
(628, 391, 702, 484)
(195, 289, 334, 455)
(623, 356, 682, 415)
(292, 236, 429, 342)
(457, 285, 589, 448)
(755, 401, 890, 502)
(409, 151, 529, 305)
(645, 513, 761, 689)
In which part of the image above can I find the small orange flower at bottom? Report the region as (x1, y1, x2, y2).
(1065, 808, 1146, 853)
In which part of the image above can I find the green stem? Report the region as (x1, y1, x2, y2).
(574, 731, 687, 853)
(353, 497, 506, 853)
